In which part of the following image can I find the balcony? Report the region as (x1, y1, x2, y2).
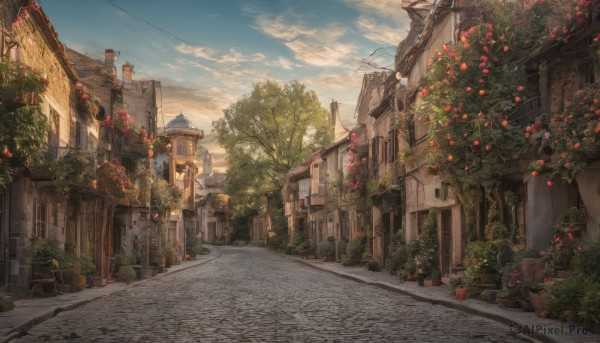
(508, 96, 542, 126)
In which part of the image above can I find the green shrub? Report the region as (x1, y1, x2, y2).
(577, 241, 600, 281)
(386, 230, 408, 274)
(415, 209, 438, 274)
(186, 235, 200, 257)
(266, 234, 288, 251)
(464, 240, 499, 276)
(495, 240, 513, 271)
(0, 294, 14, 312)
(367, 260, 380, 272)
(345, 233, 366, 266)
(60, 253, 96, 274)
(547, 278, 595, 322)
(579, 283, 600, 333)
(316, 237, 335, 261)
(27, 237, 63, 266)
(115, 253, 134, 267)
(118, 265, 137, 285)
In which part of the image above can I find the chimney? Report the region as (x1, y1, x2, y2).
(104, 49, 116, 79)
(122, 62, 134, 82)
(330, 100, 339, 128)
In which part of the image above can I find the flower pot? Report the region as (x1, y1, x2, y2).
(417, 279, 425, 287)
(407, 270, 416, 282)
(431, 279, 442, 286)
(528, 291, 550, 315)
(455, 286, 469, 300)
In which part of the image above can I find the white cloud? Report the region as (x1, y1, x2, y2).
(255, 15, 317, 40)
(220, 48, 246, 65)
(253, 14, 356, 67)
(175, 44, 219, 62)
(357, 16, 408, 46)
(252, 53, 267, 62)
(272, 56, 298, 70)
(283, 40, 354, 67)
(343, 0, 405, 21)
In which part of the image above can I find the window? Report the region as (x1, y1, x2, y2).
(311, 164, 319, 194)
(176, 137, 192, 156)
(34, 202, 48, 238)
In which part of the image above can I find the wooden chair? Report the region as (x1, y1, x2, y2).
(30, 262, 60, 297)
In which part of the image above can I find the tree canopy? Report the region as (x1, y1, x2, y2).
(214, 80, 333, 212)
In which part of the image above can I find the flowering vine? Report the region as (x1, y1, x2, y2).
(12, 1, 40, 27)
(96, 160, 136, 201)
(344, 132, 368, 192)
(548, 84, 600, 182)
(76, 83, 101, 118)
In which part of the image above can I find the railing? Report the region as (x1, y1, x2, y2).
(508, 96, 543, 126)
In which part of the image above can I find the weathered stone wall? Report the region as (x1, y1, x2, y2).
(12, 14, 78, 148)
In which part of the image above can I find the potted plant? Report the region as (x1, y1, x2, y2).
(497, 288, 522, 309)
(464, 240, 499, 285)
(403, 259, 417, 282)
(431, 269, 442, 286)
(450, 276, 470, 300)
(527, 283, 550, 316)
(416, 272, 426, 287)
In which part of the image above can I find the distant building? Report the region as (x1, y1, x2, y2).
(197, 151, 230, 243)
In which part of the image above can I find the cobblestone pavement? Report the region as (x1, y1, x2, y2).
(13, 247, 530, 343)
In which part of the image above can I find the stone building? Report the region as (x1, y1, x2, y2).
(67, 47, 161, 278)
(197, 150, 230, 243)
(0, 0, 87, 294)
(160, 113, 204, 255)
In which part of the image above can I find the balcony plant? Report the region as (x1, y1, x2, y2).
(0, 61, 49, 188)
(49, 152, 96, 195)
(103, 108, 138, 143)
(0, 61, 48, 106)
(75, 83, 102, 119)
(95, 160, 136, 201)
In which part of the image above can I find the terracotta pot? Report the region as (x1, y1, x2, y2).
(455, 286, 469, 300)
(407, 270, 416, 282)
(528, 291, 550, 315)
(431, 279, 442, 286)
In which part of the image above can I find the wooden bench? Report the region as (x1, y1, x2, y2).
(30, 263, 62, 297)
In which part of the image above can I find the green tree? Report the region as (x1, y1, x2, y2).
(214, 80, 333, 213)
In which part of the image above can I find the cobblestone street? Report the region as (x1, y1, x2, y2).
(14, 247, 529, 343)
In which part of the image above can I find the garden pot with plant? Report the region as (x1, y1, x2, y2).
(416, 273, 425, 287)
(455, 285, 469, 300)
(431, 269, 442, 286)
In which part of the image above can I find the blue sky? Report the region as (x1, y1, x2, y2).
(40, 0, 410, 170)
